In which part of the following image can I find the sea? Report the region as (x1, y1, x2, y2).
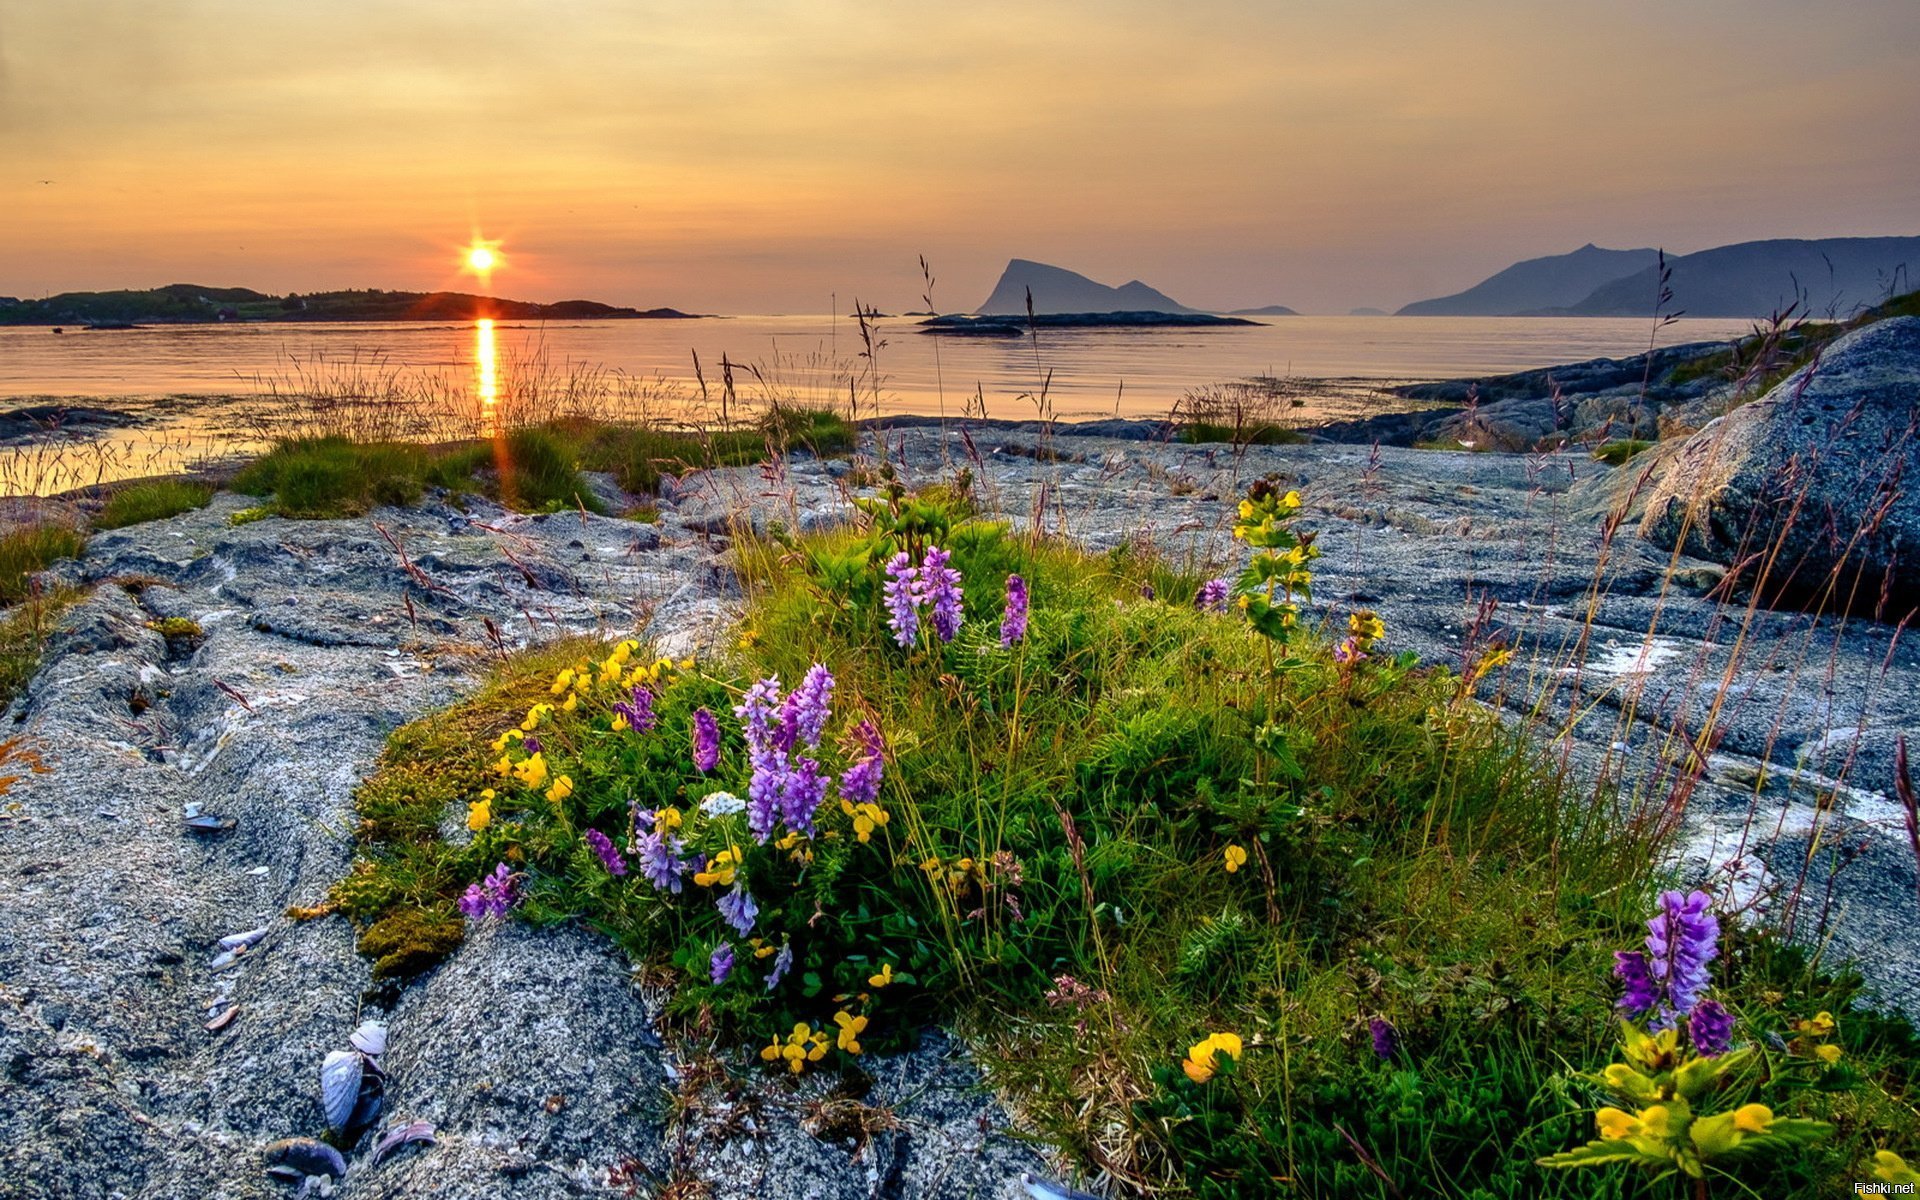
(0, 313, 1758, 494)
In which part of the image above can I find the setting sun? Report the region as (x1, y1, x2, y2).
(464, 244, 497, 274)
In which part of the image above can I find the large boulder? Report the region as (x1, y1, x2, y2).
(1640, 317, 1920, 614)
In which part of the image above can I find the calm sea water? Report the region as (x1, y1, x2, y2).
(1, 314, 1756, 494)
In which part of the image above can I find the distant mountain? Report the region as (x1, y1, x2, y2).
(1397, 244, 1659, 316)
(1227, 304, 1300, 316)
(0, 283, 699, 325)
(976, 259, 1199, 315)
(1554, 237, 1920, 318)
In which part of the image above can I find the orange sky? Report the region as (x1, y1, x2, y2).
(2, 0, 1916, 314)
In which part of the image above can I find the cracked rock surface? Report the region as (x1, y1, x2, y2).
(3, 425, 1915, 1198)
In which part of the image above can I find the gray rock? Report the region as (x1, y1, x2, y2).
(1640, 317, 1920, 613)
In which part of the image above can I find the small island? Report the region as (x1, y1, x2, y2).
(0, 283, 703, 327)
(919, 310, 1261, 336)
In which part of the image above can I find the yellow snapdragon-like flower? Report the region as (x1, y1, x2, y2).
(513, 753, 549, 790)
(1595, 1107, 1640, 1141)
(1815, 1043, 1843, 1064)
(868, 963, 894, 989)
(1181, 1032, 1244, 1083)
(491, 728, 524, 753)
(1223, 845, 1248, 873)
(654, 807, 683, 833)
(611, 712, 629, 732)
(839, 799, 889, 843)
(520, 703, 553, 732)
(467, 789, 494, 831)
(1348, 611, 1386, 643)
(550, 668, 575, 696)
(760, 1022, 831, 1073)
(694, 846, 741, 888)
(1732, 1103, 1773, 1133)
(494, 755, 513, 778)
(561, 692, 579, 713)
(834, 1011, 868, 1054)
(545, 775, 574, 805)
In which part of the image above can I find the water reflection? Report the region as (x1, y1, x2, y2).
(474, 318, 498, 423)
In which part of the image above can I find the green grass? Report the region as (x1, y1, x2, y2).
(334, 489, 1917, 1198)
(1665, 285, 1920, 397)
(93, 480, 214, 530)
(1181, 422, 1308, 447)
(0, 524, 87, 607)
(1592, 439, 1654, 466)
(0, 586, 84, 710)
(233, 409, 853, 519)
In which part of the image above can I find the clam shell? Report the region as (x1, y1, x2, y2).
(319, 1050, 363, 1133)
(219, 927, 269, 950)
(369, 1119, 436, 1167)
(263, 1137, 347, 1179)
(184, 814, 237, 834)
(347, 1076, 384, 1136)
(347, 1020, 387, 1057)
(1020, 1175, 1101, 1200)
(204, 1006, 238, 1032)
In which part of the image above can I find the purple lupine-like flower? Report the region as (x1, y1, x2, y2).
(612, 684, 657, 733)
(838, 719, 886, 806)
(920, 545, 964, 643)
(1646, 889, 1719, 1024)
(783, 664, 835, 752)
(1369, 1017, 1399, 1062)
(457, 862, 517, 921)
(635, 829, 689, 894)
(1000, 574, 1029, 647)
(766, 942, 793, 991)
(735, 676, 782, 749)
(709, 942, 735, 984)
(1196, 578, 1230, 613)
(746, 746, 790, 842)
(691, 708, 721, 773)
(717, 885, 759, 936)
(884, 552, 920, 648)
(584, 828, 627, 877)
(1614, 950, 1659, 1018)
(780, 756, 829, 835)
(1688, 998, 1734, 1056)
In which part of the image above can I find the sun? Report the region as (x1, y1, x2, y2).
(464, 244, 497, 273)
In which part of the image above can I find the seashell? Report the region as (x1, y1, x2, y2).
(369, 1119, 436, 1167)
(265, 1164, 305, 1183)
(347, 1074, 384, 1136)
(319, 1050, 364, 1133)
(219, 927, 269, 950)
(1020, 1175, 1102, 1200)
(204, 1006, 238, 1032)
(184, 814, 237, 834)
(263, 1137, 346, 1179)
(347, 1020, 387, 1057)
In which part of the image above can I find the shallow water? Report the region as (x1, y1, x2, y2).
(0, 313, 1756, 494)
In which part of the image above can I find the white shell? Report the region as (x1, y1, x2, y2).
(319, 1050, 363, 1132)
(348, 1021, 387, 1057)
(219, 927, 269, 950)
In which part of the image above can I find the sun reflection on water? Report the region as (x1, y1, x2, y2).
(475, 318, 497, 427)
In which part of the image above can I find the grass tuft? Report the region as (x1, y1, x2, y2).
(0, 524, 87, 607)
(93, 480, 214, 530)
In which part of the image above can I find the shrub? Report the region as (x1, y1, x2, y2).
(94, 480, 214, 530)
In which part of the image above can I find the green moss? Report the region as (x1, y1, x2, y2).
(1181, 421, 1307, 446)
(94, 480, 215, 530)
(357, 906, 466, 979)
(1591, 438, 1653, 465)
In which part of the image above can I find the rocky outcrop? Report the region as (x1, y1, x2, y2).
(1640, 317, 1920, 614)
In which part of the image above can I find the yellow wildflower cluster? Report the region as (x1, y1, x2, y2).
(1181, 1031, 1243, 1083)
(1347, 610, 1385, 647)
(839, 797, 890, 843)
(773, 828, 814, 865)
(1222, 844, 1248, 873)
(761, 1022, 831, 1073)
(919, 855, 982, 895)
(1789, 1011, 1843, 1064)
(1230, 480, 1318, 646)
(545, 774, 574, 806)
(833, 1011, 868, 1054)
(467, 788, 495, 832)
(694, 846, 741, 888)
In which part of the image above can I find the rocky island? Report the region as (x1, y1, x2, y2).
(0, 284, 702, 327)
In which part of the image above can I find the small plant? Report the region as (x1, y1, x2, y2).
(94, 480, 214, 530)
(0, 523, 86, 607)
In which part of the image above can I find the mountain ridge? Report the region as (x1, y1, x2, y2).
(0, 283, 700, 325)
(1397, 244, 1659, 316)
(976, 259, 1200, 315)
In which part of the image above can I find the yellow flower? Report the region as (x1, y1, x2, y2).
(493, 755, 513, 778)
(513, 753, 549, 789)
(868, 964, 894, 989)
(1281, 489, 1301, 509)
(1876, 1151, 1920, 1185)
(1803, 1011, 1837, 1037)
(1595, 1107, 1639, 1141)
(654, 807, 683, 832)
(561, 692, 579, 713)
(491, 728, 523, 752)
(610, 640, 637, 665)
(694, 846, 740, 888)
(1223, 845, 1248, 873)
(840, 800, 889, 843)
(1637, 1105, 1672, 1140)
(1180, 1032, 1244, 1083)
(1348, 611, 1385, 643)
(611, 712, 629, 732)
(759, 1022, 832, 1073)
(550, 668, 574, 696)
(519, 703, 552, 732)
(545, 775, 574, 805)
(834, 1011, 868, 1054)
(1815, 1043, 1842, 1064)
(1732, 1103, 1773, 1134)
(467, 789, 494, 831)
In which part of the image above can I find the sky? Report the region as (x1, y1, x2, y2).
(2, 0, 1917, 314)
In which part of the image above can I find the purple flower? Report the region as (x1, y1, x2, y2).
(584, 828, 627, 877)
(735, 676, 782, 749)
(746, 746, 790, 842)
(1369, 1017, 1399, 1062)
(1614, 950, 1659, 1018)
(717, 885, 759, 936)
(691, 708, 721, 773)
(1646, 889, 1719, 1024)
(457, 862, 517, 922)
(766, 941, 793, 991)
(612, 684, 656, 733)
(1196, 578, 1230, 613)
(1000, 574, 1029, 646)
(1688, 998, 1734, 1056)
(1333, 637, 1367, 665)
(884, 552, 920, 647)
(783, 664, 835, 752)
(635, 828, 689, 894)
(710, 942, 735, 984)
(780, 757, 829, 835)
(520, 733, 543, 754)
(920, 545, 965, 643)
(838, 719, 886, 806)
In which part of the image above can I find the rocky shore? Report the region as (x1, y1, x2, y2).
(3, 334, 1917, 1197)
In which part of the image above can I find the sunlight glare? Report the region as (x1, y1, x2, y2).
(475, 317, 498, 415)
